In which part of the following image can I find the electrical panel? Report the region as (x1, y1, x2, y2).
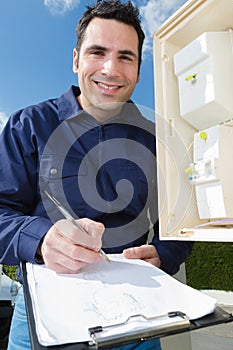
(154, 0, 233, 241)
(186, 125, 233, 219)
(174, 31, 233, 130)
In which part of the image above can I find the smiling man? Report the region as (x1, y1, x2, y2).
(73, 17, 140, 121)
(0, 1, 193, 349)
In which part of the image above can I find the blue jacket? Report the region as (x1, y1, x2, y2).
(0, 86, 193, 280)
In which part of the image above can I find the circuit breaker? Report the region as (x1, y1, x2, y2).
(174, 31, 233, 130)
(186, 125, 233, 218)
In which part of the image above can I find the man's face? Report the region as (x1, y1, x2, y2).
(73, 17, 140, 120)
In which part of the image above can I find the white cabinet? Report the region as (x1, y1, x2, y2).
(153, 0, 233, 242)
(174, 31, 233, 130)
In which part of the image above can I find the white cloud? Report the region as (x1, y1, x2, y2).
(138, 0, 186, 56)
(43, 0, 186, 52)
(44, 0, 81, 15)
(0, 112, 8, 131)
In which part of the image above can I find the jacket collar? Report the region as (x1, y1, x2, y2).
(57, 85, 145, 128)
(57, 85, 83, 121)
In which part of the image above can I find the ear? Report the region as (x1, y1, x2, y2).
(73, 48, 79, 74)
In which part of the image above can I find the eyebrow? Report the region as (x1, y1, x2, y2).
(85, 45, 138, 60)
(119, 49, 138, 60)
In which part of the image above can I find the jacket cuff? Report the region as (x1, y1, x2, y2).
(18, 217, 52, 264)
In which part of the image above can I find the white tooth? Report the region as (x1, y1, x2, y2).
(98, 82, 118, 90)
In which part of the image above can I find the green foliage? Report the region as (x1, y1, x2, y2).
(3, 265, 18, 281)
(186, 242, 233, 291)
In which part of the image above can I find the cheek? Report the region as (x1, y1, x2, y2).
(79, 59, 100, 76)
(123, 67, 139, 85)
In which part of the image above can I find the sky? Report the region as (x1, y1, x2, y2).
(0, 0, 187, 128)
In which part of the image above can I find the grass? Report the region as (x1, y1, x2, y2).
(186, 241, 233, 291)
(2, 265, 17, 281)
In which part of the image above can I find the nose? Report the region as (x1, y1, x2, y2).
(101, 57, 120, 77)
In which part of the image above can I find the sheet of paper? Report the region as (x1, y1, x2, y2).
(26, 254, 216, 346)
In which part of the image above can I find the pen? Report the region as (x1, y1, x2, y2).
(44, 190, 110, 263)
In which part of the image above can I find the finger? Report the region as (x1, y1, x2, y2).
(123, 245, 161, 268)
(47, 249, 100, 273)
(78, 218, 105, 244)
(123, 245, 157, 260)
(42, 237, 101, 273)
(42, 225, 102, 272)
(44, 261, 85, 274)
(62, 242, 102, 266)
(144, 256, 161, 268)
(55, 219, 103, 251)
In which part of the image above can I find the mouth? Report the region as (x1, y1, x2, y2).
(97, 82, 120, 90)
(94, 80, 124, 92)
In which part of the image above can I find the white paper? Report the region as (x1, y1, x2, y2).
(26, 254, 217, 346)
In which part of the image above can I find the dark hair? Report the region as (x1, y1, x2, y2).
(75, 0, 145, 72)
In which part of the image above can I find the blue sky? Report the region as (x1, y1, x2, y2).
(0, 0, 186, 127)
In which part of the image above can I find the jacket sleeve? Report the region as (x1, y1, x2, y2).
(0, 112, 52, 267)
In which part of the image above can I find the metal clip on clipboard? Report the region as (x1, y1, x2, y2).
(88, 311, 190, 349)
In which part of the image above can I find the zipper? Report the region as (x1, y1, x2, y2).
(98, 125, 110, 212)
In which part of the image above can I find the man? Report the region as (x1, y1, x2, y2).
(0, 1, 193, 349)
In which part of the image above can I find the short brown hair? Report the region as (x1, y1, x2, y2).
(76, 0, 145, 73)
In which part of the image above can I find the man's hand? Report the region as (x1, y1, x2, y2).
(123, 244, 161, 268)
(40, 218, 105, 274)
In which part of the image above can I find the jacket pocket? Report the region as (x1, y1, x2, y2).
(39, 154, 87, 218)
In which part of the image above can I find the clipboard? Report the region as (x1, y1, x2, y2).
(21, 262, 233, 350)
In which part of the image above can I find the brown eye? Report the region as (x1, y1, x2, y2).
(120, 55, 132, 61)
(91, 50, 105, 56)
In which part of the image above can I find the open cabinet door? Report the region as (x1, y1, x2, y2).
(154, 0, 233, 242)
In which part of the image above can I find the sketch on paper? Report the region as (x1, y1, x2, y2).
(84, 286, 144, 322)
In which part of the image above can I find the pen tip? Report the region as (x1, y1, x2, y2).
(100, 250, 111, 263)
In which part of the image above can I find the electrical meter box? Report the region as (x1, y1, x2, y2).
(188, 125, 233, 219)
(174, 31, 233, 130)
(153, 0, 233, 242)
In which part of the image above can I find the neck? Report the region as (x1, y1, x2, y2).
(77, 97, 125, 123)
